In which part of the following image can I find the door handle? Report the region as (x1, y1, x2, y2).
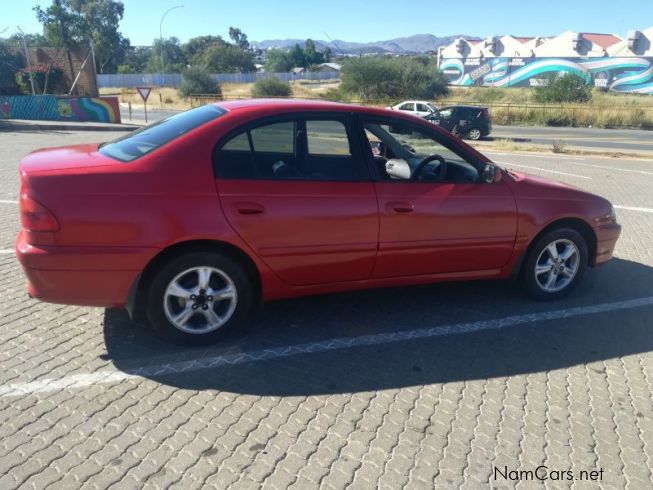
(387, 201, 414, 213)
(234, 202, 265, 215)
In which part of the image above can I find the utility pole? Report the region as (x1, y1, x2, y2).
(159, 5, 183, 87)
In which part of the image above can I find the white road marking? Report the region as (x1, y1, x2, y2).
(614, 205, 653, 214)
(1, 295, 652, 398)
(0, 200, 18, 204)
(0, 249, 14, 254)
(505, 163, 592, 180)
(564, 161, 653, 176)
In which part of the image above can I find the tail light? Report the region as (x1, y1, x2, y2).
(20, 194, 59, 232)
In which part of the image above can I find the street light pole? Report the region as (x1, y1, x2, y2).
(159, 5, 183, 87)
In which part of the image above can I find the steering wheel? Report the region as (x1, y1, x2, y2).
(411, 154, 447, 181)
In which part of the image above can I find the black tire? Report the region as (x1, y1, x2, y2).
(522, 228, 588, 301)
(146, 251, 253, 345)
(466, 127, 482, 140)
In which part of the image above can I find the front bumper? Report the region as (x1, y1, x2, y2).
(15, 230, 154, 308)
(594, 222, 621, 265)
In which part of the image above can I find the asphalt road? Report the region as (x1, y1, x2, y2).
(492, 125, 653, 153)
(121, 105, 653, 154)
(1, 129, 653, 488)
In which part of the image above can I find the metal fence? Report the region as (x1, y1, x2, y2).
(97, 71, 341, 88)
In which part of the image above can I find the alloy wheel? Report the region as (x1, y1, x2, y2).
(163, 266, 237, 334)
(534, 239, 580, 293)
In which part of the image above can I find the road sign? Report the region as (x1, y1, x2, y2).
(137, 86, 152, 102)
(136, 86, 152, 123)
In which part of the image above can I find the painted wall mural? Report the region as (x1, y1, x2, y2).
(441, 57, 653, 94)
(0, 95, 121, 123)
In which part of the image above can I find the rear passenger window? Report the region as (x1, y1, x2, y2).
(215, 117, 363, 182)
(307, 120, 351, 156)
(250, 122, 294, 153)
(222, 132, 250, 151)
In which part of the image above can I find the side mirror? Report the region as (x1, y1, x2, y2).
(483, 164, 501, 183)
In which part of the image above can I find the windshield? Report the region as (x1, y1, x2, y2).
(99, 105, 226, 162)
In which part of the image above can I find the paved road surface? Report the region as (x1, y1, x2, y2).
(492, 125, 653, 153)
(2, 130, 652, 488)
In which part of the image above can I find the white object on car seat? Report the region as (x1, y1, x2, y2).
(385, 158, 411, 179)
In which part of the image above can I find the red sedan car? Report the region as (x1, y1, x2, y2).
(16, 99, 621, 343)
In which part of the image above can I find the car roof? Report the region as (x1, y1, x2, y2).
(394, 100, 433, 105)
(442, 105, 488, 109)
(216, 98, 413, 118)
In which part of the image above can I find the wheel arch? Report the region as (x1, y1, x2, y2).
(513, 217, 598, 279)
(126, 239, 262, 323)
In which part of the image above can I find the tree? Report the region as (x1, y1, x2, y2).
(34, 0, 87, 85)
(8, 33, 48, 47)
(533, 73, 592, 103)
(0, 38, 24, 94)
(228, 27, 249, 50)
(289, 44, 305, 68)
(264, 49, 293, 72)
(64, 0, 129, 73)
(183, 35, 222, 65)
(147, 37, 186, 73)
(201, 41, 255, 73)
(117, 45, 151, 74)
(304, 39, 325, 66)
(323, 47, 332, 63)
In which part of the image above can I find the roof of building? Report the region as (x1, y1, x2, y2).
(512, 36, 535, 44)
(580, 33, 621, 49)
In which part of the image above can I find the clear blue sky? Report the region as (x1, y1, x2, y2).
(2, 0, 652, 45)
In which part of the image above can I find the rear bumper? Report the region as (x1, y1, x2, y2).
(15, 230, 154, 308)
(594, 222, 621, 265)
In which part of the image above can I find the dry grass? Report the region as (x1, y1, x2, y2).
(101, 80, 340, 110)
(438, 87, 653, 129)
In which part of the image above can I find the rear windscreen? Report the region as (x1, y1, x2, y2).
(99, 105, 226, 162)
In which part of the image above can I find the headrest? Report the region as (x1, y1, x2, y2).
(385, 159, 411, 180)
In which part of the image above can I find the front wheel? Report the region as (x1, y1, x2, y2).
(146, 251, 253, 344)
(522, 228, 588, 301)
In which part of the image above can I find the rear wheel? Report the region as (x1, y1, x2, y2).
(467, 127, 482, 140)
(522, 228, 588, 300)
(146, 251, 253, 344)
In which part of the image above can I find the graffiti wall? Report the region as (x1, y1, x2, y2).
(441, 57, 653, 94)
(0, 95, 121, 123)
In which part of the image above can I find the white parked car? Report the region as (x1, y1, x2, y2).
(389, 100, 438, 117)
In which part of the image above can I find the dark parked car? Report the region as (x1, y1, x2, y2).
(425, 105, 492, 140)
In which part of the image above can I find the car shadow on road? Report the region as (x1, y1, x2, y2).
(102, 257, 653, 396)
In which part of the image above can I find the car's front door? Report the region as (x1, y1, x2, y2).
(214, 114, 379, 286)
(433, 108, 455, 132)
(360, 116, 517, 278)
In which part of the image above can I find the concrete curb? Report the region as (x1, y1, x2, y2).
(0, 120, 140, 132)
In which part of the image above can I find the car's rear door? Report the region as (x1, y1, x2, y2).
(214, 113, 379, 286)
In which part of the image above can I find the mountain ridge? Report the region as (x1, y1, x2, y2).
(252, 34, 479, 54)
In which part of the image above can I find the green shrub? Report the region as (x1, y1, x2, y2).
(533, 74, 592, 104)
(251, 77, 292, 97)
(178, 67, 222, 97)
(339, 57, 449, 101)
